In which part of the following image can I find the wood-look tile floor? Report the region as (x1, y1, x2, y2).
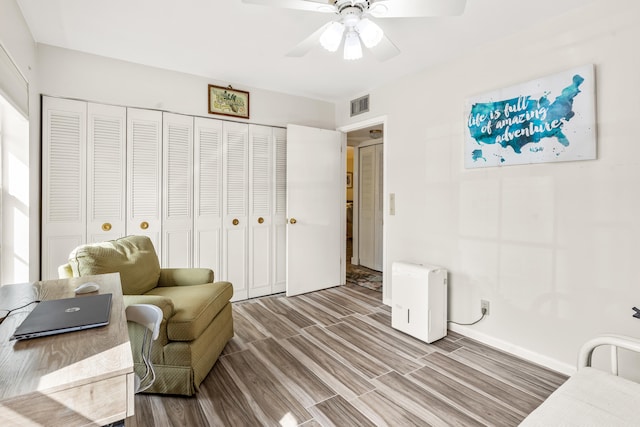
(132, 284, 567, 426)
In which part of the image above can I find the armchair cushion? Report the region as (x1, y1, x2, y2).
(68, 235, 160, 295)
(146, 280, 233, 341)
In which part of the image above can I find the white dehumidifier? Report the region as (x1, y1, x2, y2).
(391, 261, 447, 343)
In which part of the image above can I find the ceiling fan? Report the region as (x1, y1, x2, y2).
(242, 0, 467, 61)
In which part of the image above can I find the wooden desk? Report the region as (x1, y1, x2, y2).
(0, 273, 134, 426)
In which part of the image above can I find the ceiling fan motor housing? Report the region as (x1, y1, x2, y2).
(335, 0, 372, 15)
(335, 0, 374, 30)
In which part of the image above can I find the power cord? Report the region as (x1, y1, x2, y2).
(0, 300, 41, 324)
(447, 307, 487, 326)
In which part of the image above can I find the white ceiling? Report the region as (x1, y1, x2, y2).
(17, 0, 590, 102)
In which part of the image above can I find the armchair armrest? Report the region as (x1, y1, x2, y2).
(578, 334, 640, 375)
(123, 294, 174, 321)
(158, 268, 214, 287)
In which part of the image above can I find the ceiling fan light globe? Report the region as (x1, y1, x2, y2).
(343, 31, 363, 60)
(356, 18, 383, 48)
(319, 21, 345, 52)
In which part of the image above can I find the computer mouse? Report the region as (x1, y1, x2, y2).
(74, 282, 100, 294)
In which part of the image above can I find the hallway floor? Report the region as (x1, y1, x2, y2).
(346, 238, 382, 292)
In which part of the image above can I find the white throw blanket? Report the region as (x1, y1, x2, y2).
(520, 367, 640, 426)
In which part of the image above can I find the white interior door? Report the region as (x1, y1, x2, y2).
(286, 124, 343, 297)
(359, 145, 375, 269)
(359, 143, 383, 271)
(374, 144, 384, 270)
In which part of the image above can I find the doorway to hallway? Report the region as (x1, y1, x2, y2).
(345, 125, 383, 292)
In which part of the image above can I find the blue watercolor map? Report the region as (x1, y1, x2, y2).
(465, 66, 595, 168)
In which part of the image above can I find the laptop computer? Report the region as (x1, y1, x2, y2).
(11, 293, 112, 340)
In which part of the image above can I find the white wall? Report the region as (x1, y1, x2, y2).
(37, 44, 335, 130)
(336, 0, 640, 376)
(0, 0, 39, 283)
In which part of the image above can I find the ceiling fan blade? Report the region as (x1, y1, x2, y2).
(369, 34, 400, 62)
(286, 22, 332, 57)
(242, 0, 335, 14)
(369, 0, 466, 18)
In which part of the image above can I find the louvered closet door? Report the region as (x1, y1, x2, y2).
(248, 125, 273, 298)
(272, 127, 287, 294)
(41, 97, 87, 280)
(194, 117, 223, 274)
(359, 143, 383, 271)
(222, 121, 249, 301)
(359, 144, 376, 270)
(374, 143, 384, 271)
(87, 103, 126, 243)
(127, 108, 163, 257)
(162, 113, 194, 268)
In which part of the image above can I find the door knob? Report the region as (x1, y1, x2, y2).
(258, 217, 264, 224)
(289, 218, 297, 224)
(232, 218, 239, 226)
(140, 221, 149, 230)
(102, 223, 112, 231)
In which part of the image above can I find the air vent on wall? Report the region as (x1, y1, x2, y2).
(350, 95, 370, 117)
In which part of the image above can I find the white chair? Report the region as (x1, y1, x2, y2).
(125, 304, 163, 393)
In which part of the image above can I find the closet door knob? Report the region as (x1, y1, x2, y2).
(140, 221, 149, 230)
(232, 219, 239, 226)
(289, 218, 297, 225)
(102, 223, 112, 231)
(257, 217, 264, 224)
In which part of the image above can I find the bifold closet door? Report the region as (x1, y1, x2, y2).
(222, 121, 249, 301)
(41, 97, 87, 280)
(272, 128, 287, 294)
(127, 108, 163, 258)
(248, 124, 272, 298)
(42, 96, 285, 298)
(162, 112, 194, 268)
(374, 144, 384, 270)
(87, 103, 127, 244)
(194, 117, 223, 274)
(359, 143, 383, 271)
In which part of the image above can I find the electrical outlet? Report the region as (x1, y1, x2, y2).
(481, 300, 490, 316)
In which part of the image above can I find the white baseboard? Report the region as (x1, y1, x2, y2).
(448, 324, 576, 376)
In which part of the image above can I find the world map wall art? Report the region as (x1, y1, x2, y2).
(464, 64, 596, 168)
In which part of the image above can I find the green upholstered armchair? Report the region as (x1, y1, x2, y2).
(58, 235, 233, 396)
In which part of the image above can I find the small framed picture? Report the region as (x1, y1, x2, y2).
(346, 172, 353, 188)
(208, 84, 250, 119)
